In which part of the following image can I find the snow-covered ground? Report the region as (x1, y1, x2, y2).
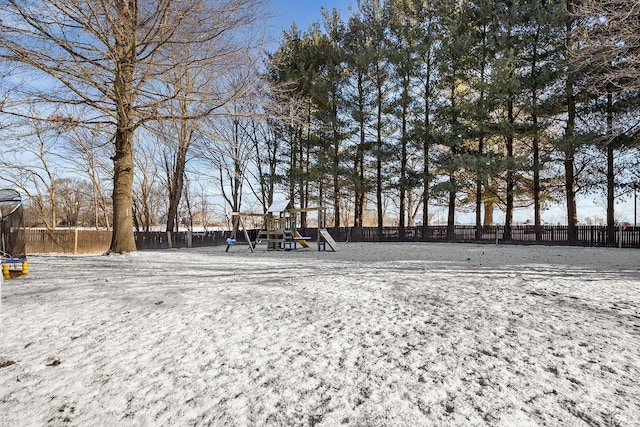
(1, 242, 639, 426)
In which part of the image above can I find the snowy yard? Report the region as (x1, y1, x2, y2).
(1, 242, 639, 426)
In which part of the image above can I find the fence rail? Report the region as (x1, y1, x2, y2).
(24, 225, 640, 255)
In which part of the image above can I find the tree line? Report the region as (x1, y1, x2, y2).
(265, 0, 639, 244)
(0, 0, 638, 252)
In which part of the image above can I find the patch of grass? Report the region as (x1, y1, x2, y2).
(0, 360, 16, 369)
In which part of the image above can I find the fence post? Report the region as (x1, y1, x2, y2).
(619, 224, 623, 248)
(74, 228, 79, 254)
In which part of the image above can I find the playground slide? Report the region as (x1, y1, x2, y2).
(319, 229, 339, 251)
(293, 231, 311, 248)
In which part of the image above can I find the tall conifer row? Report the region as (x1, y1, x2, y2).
(433, 0, 475, 239)
(262, 0, 635, 231)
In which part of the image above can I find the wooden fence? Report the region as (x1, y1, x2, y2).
(299, 225, 640, 249)
(25, 229, 227, 254)
(26, 229, 112, 254)
(24, 225, 640, 255)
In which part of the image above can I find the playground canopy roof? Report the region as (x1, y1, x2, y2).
(267, 200, 293, 214)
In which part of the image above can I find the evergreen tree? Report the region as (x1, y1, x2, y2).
(560, 0, 583, 243)
(412, 0, 440, 234)
(386, 0, 423, 237)
(316, 9, 349, 227)
(519, 0, 565, 240)
(358, 0, 394, 233)
(434, 0, 474, 240)
(465, 0, 498, 238)
(344, 9, 375, 228)
(491, 0, 525, 241)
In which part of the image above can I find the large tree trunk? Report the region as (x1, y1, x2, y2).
(398, 74, 409, 240)
(606, 143, 615, 243)
(333, 128, 341, 228)
(354, 136, 365, 228)
(475, 136, 484, 241)
(606, 90, 616, 244)
(376, 63, 384, 236)
(110, 2, 138, 253)
(300, 117, 308, 226)
(533, 125, 541, 242)
(111, 126, 137, 253)
(333, 175, 340, 227)
(447, 184, 456, 241)
(504, 99, 514, 241)
(564, 152, 578, 241)
(531, 28, 542, 243)
(354, 73, 366, 228)
(474, 27, 489, 241)
(484, 200, 494, 226)
(564, 0, 578, 244)
(422, 73, 431, 238)
(166, 142, 188, 234)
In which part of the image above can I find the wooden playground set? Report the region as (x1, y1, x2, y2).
(226, 200, 338, 253)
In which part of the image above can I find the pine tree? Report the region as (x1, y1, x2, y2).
(434, 0, 475, 240)
(386, 0, 423, 238)
(465, 0, 498, 238)
(519, 0, 565, 240)
(412, 0, 440, 234)
(358, 0, 394, 233)
(344, 9, 375, 228)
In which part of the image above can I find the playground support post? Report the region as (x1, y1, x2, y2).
(227, 212, 255, 253)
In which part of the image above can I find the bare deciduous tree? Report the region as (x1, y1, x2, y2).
(0, 118, 65, 229)
(0, 0, 268, 252)
(133, 135, 165, 232)
(196, 106, 253, 216)
(154, 20, 265, 237)
(60, 124, 113, 230)
(55, 177, 93, 227)
(575, 1, 640, 92)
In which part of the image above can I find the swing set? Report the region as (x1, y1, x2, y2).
(226, 200, 338, 253)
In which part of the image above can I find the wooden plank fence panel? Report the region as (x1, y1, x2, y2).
(26, 229, 229, 254)
(26, 229, 78, 254)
